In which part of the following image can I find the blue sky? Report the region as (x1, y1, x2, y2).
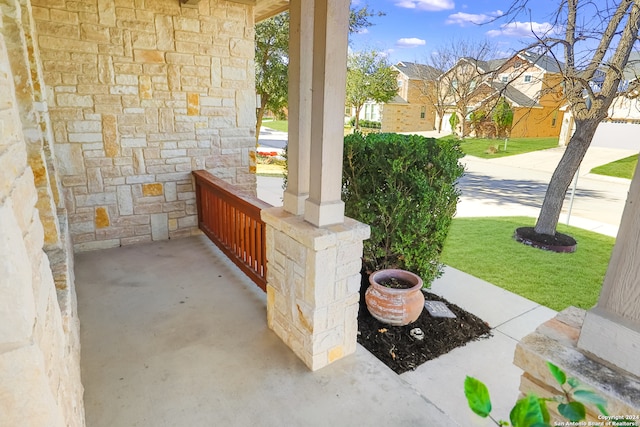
(350, 0, 559, 64)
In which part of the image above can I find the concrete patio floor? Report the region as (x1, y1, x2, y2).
(76, 235, 455, 426)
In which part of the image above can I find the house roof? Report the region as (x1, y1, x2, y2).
(483, 81, 541, 108)
(394, 61, 440, 80)
(460, 57, 508, 74)
(386, 94, 409, 104)
(516, 51, 564, 73)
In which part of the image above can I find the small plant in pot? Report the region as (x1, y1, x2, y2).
(342, 132, 464, 326)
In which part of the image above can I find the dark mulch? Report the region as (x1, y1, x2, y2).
(358, 273, 492, 374)
(514, 226, 577, 253)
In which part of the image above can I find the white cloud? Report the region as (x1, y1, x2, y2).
(486, 21, 556, 38)
(445, 10, 503, 26)
(395, 0, 455, 12)
(396, 37, 427, 48)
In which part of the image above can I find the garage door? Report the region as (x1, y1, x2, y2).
(591, 121, 640, 150)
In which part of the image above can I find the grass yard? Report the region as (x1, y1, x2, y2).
(256, 163, 285, 177)
(261, 120, 288, 132)
(439, 135, 559, 158)
(590, 154, 637, 179)
(440, 216, 615, 311)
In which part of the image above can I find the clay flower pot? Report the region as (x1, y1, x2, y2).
(365, 269, 425, 326)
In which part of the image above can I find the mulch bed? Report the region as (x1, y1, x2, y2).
(514, 226, 577, 253)
(358, 274, 492, 375)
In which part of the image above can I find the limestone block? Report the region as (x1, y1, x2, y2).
(0, 202, 36, 343)
(10, 172, 38, 233)
(133, 49, 165, 63)
(56, 93, 93, 107)
(74, 239, 120, 252)
(235, 89, 255, 128)
(230, 38, 253, 58)
(0, 143, 28, 200)
(67, 120, 101, 133)
(150, 212, 169, 240)
(95, 206, 110, 228)
(97, 0, 116, 26)
(142, 183, 163, 196)
(55, 144, 84, 176)
(0, 344, 65, 427)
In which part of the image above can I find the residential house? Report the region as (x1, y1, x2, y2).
(559, 52, 640, 149)
(439, 51, 565, 138)
(348, 61, 439, 133)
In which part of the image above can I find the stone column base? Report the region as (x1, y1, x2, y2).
(261, 207, 370, 371)
(514, 307, 640, 424)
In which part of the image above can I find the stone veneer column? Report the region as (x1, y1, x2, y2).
(262, 208, 370, 370)
(577, 160, 640, 377)
(261, 0, 369, 370)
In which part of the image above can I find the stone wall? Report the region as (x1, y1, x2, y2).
(0, 3, 84, 425)
(32, 0, 257, 251)
(514, 308, 640, 425)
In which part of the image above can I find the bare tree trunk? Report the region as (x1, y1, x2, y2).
(354, 105, 362, 130)
(437, 114, 443, 133)
(534, 119, 601, 235)
(255, 95, 269, 143)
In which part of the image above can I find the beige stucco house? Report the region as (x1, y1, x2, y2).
(1, 0, 639, 425)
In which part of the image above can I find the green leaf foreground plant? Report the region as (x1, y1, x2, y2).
(342, 132, 464, 285)
(464, 362, 609, 426)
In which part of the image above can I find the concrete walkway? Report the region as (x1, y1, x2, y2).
(76, 236, 454, 426)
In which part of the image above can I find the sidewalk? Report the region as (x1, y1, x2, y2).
(255, 144, 625, 426)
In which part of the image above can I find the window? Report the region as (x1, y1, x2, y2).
(451, 79, 458, 89)
(501, 75, 508, 83)
(524, 75, 532, 83)
(420, 106, 426, 119)
(397, 80, 403, 88)
(551, 110, 558, 127)
(514, 61, 522, 69)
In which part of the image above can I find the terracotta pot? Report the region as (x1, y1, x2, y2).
(365, 269, 425, 326)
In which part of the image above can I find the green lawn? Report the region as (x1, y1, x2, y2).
(439, 135, 559, 158)
(440, 216, 615, 311)
(590, 154, 637, 179)
(261, 120, 288, 132)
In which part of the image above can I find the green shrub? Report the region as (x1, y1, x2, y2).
(342, 132, 464, 285)
(348, 117, 381, 129)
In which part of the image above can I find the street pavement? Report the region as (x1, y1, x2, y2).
(258, 126, 635, 237)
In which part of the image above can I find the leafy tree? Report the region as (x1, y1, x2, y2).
(346, 50, 399, 130)
(255, 12, 289, 138)
(254, 4, 383, 139)
(492, 97, 513, 138)
(503, 0, 640, 236)
(434, 40, 496, 137)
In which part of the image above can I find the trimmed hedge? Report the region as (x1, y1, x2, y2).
(343, 132, 464, 286)
(349, 117, 382, 129)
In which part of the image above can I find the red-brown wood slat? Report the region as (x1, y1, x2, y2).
(192, 170, 271, 291)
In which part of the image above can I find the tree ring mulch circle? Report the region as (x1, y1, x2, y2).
(514, 226, 577, 253)
(358, 273, 492, 375)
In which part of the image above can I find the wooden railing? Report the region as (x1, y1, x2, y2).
(193, 170, 271, 291)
